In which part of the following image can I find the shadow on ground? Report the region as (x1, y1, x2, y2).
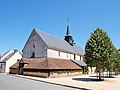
(90, 75, 115, 78)
(73, 75, 117, 82)
(72, 77, 104, 82)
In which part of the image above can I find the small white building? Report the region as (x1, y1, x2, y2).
(0, 50, 22, 74)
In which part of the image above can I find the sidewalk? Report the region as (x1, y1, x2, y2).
(16, 74, 120, 90)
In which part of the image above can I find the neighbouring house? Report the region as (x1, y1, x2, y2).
(0, 50, 22, 74)
(10, 24, 86, 77)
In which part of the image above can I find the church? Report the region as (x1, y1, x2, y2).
(10, 25, 86, 77)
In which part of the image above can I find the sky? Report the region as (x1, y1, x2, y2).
(0, 0, 120, 54)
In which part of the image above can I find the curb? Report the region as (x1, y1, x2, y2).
(16, 75, 90, 90)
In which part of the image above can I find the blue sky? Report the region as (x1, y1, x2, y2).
(0, 0, 120, 54)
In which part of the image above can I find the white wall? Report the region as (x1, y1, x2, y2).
(76, 55, 80, 60)
(47, 49, 69, 59)
(5, 52, 22, 73)
(70, 54, 74, 60)
(47, 48, 83, 60)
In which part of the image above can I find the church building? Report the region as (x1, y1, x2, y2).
(10, 25, 86, 77)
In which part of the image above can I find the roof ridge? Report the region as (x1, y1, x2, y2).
(35, 29, 71, 48)
(33, 29, 48, 46)
(35, 29, 65, 41)
(1, 51, 15, 62)
(24, 29, 84, 56)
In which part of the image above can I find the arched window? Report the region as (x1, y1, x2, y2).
(31, 52, 35, 58)
(58, 51, 60, 57)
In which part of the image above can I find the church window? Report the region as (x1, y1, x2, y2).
(31, 52, 35, 58)
(74, 54, 76, 60)
(58, 51, 60, 57)
(80, 56, 81, 60)
(67, 54, 68, 58)
(30, 37, 36, 58)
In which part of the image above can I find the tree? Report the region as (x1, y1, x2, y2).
(85, 28, 114, 80)
(112, 49, 120, 75)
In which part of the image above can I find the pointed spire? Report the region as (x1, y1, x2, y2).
(64, 17, 75, 46)
(66, 17, 70, 36)
(66, 25, 70, 35)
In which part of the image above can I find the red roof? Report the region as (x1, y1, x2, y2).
(24, 58, 82, 70)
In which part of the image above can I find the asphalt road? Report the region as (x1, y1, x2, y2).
(0, 74, 76, 90)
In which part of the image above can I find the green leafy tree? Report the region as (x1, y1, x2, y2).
(112, 49, 120, 75)
(104, 42, 115, 77)
(85, 28, 114, 80)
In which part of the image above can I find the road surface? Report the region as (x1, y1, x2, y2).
(0, 74, 77, 90)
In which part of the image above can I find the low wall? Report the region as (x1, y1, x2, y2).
(50, 71, 82, 78)
(23, 71, 49, 78)
(23, 69, 83, 78)
(9, 68, 18, 74)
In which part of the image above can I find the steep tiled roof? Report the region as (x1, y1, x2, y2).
(35, 29, 84, 55)
(24, 58, 82, 70)
(19, 58, 30, 64)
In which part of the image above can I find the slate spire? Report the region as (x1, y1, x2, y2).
(66, 24, 70, 35)
(64, 17, 74, 46)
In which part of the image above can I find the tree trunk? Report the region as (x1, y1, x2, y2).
(99, 70, 102, 80)
(96, 72, 98, 79)
(107, 71, 109, 77)
(115, 69, 118, 75)
(91, 66, 92, 73)
(109, 70, 111, 77)
(103, 71, 104, 80)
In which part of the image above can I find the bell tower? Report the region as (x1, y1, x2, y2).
(64, 18, 74, 46)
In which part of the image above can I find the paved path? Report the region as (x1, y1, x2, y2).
(0, 74, 76, 90)
(16, 74, 120, 90)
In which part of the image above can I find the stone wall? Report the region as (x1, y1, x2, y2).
(23, 69, 83, 78)
(49, 71, 83, 78)
(23, 71, 49, 78)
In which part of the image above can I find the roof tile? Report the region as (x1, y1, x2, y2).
(35, 29, 84, 55)
(24, 58, 82, 70)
